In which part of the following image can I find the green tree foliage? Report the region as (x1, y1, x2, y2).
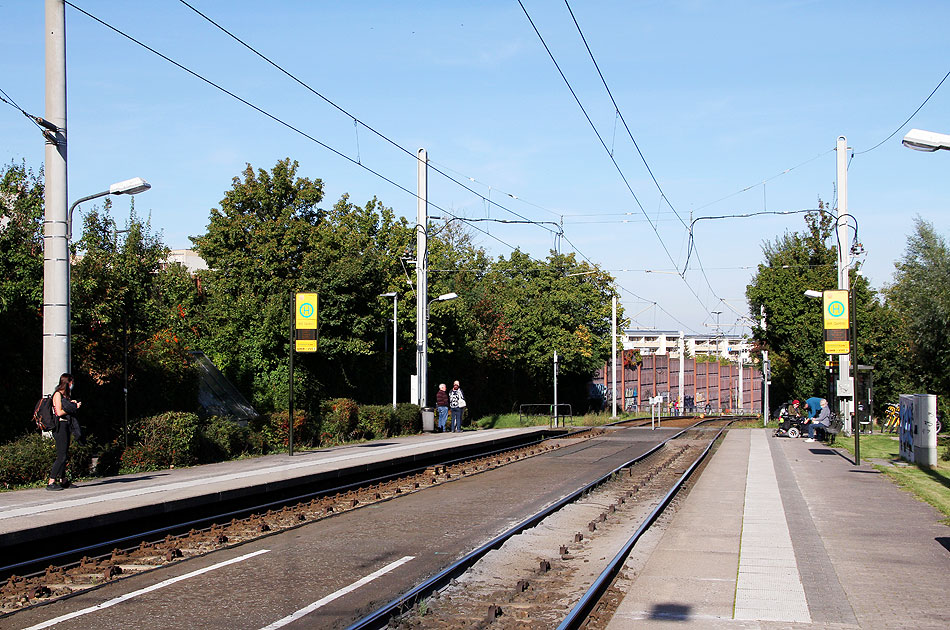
(0, 161, 44, 441)
(71, 202, 198, 438)
(886, 218, 950, 415)
(193, 159, 415, 414)
(747, 209, 907, 416)
(457, 249, 618, 411)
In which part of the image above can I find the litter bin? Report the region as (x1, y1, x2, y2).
(421, 407, 435, 432)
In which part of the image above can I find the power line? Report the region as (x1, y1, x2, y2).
(854, 67, 950, 155)
(0, 86, 49, 135)
(518, 0, 731, 324)
(64, 1, 528, 254)
(175, 0, 559, 237)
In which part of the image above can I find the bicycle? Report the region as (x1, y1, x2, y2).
(883, 403, 899, 433)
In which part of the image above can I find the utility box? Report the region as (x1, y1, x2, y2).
(899, 394, 937, 467)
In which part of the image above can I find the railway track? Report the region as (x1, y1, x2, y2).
(2, 418, 744, 628)
(349, 418, 735, 629)
(0, 430, 606, 617)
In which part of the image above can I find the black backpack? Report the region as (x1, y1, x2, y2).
(33, 396, 55, 431)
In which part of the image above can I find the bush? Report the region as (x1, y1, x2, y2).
(357, 405, 393, 440)
(0, 434, 55, 487)
(0, 432, 96, 487)
(120, 411, 201, 473)
(254, 410, 308, 451)
(393, 403, 421, 435)
(200, 416, 250, 462)
(321, 398, 359, 443)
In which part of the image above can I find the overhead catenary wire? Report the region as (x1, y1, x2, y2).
(175, 0, 559, 237)
(518, 0, 723, 324)
(63, 1, 525, 254)
(854, 67, 950, 155)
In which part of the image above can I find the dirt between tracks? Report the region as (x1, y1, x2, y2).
(392, 439, 706, 629)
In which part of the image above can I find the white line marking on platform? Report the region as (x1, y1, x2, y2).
(0, 430, 523, 520)
(22, 549, 270, 630)
(734, 431, 810, 623)
(259, 555, 414, 629)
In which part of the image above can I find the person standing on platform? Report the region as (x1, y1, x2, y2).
(435, 383, 449, 432)
(449, 380, 466, 432)
(805, 396, 822, 419)
(47, 373, 81, 491)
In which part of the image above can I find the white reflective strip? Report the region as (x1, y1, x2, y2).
(1, 431, 522, 520)
(260, 556, 414, 630)
(22, 549, 270, 630)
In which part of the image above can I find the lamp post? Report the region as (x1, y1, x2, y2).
(419, 292, 458, 407)
(902, 128, 950, 152)
(380, 292, 397, 410)
(55, 177, 150, 385)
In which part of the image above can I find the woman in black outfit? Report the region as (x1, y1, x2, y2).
(47, 373, 81, 491)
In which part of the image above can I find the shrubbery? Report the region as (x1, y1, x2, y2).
(357, 405, 393, 440)
(252, 410, 309, 452)
(0, 433, 95, 488)
(120, 412, 202, 473)
(394, 403, 421, 435)
(0, 401, 427, 487)
(321, 398, 359, 443)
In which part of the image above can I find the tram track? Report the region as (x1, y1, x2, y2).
(349, 418, 735, 629)
(0, 429, 604, 617)
(2, 418, 745, 628)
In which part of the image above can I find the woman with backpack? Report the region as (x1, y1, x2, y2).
(47, 373, 81, 491)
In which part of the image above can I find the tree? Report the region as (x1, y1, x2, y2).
(71, 201, 196, 439)
(0, 161, 44, 441)
(746, 211, 838, 406)
(193, 159, 414, 414)
(458, 249, 618, 412)
(886, 218, 950, 415)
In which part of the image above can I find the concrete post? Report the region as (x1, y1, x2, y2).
(836, 136, 853, 434)
(416, 148, 428, 408)
(43, 0, 68, 394)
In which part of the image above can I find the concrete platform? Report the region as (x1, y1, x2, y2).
(608, 428, 950, 629)
(0, 427, 550, 555)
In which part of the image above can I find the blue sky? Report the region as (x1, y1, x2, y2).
(2, 1, 949, 335)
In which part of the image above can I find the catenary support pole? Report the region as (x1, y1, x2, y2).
(611, 296, 618, 418)
(416, 148, 428, 408)
(678, 331, 684, 415)
(836, 135, 853, 436)
(43, 0, 69, 393)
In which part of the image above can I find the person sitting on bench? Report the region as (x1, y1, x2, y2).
(805, 398, 831, 442)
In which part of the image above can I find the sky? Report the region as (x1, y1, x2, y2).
(2, 1, 949, 337)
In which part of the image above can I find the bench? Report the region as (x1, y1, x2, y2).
(821, 417, 844, 444)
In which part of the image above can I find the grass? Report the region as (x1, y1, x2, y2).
(835, 432, 950, 523)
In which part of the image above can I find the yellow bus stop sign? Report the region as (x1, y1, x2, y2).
(823, 290, 850, 354)
(295, 292, 318, 352)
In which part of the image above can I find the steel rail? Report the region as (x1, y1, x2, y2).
(556, 420, 733, 629)
(346, 418, 725, 630)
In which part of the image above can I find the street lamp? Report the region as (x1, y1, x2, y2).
(427, 292, 458, 319)
(417, 292, 458, 409)
(380, 292, 397, 410)
(67, 177, 151, 240)
(44, 177, 151, 393)
(902, 128, 950, 152)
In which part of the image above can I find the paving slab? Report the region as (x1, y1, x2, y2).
(607, 428, 950, 629)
